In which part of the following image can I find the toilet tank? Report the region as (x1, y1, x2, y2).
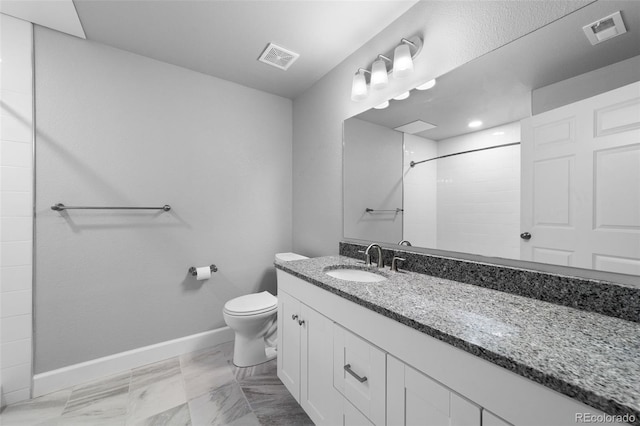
(275, 253, 308, 285)
(275, 252, 309, 262)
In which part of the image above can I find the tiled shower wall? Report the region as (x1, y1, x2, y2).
(436, 122, 521, 259)
(0, 14, 34, 406)
(403, 122, 520, 259)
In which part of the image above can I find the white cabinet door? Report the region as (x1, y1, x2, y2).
(278, 288, 342, 425)
(483, 410, 513, 426)
(387, 355, 481, 426)
(521, 81, 640, 274)
(277, 289, 301, 401)
(334, 324, 386, 426)
(300, 304, 342, 426)
(343, 398, 375, 426)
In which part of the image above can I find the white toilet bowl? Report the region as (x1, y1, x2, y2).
(223, 291, 278, 367)
(223, 253, 309, 367)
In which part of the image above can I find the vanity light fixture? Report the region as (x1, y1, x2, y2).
(350, 35, 423, 102)
(416, 79, 436, 90)
(393, 91, 411, 101)
(351, 69, 370, 102)
(374, 101, 390, 109)
(468, 120, 483, 128)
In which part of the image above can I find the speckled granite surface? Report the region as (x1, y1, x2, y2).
(275, 255, 640, 423)
(340, 242, 640, 323)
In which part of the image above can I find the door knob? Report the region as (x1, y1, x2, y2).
(520, 232, 532, 240)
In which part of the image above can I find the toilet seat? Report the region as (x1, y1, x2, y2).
(224, 291, 277, 316)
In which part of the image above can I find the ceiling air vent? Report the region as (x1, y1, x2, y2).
(394, 120, 437, 134)
(258, 43, 300, 71)
(583, 11, 627, 45)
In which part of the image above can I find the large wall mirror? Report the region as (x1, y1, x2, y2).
(344, 1, 640, 280)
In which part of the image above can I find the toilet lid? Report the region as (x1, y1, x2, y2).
(224, 291, 277, 316)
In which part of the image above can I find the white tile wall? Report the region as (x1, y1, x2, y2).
(436, 123, 521, 259)
(403, 134, 438, 248)
(1, 13, 34, 406)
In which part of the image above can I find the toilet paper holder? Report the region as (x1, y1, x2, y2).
(188, 265, 218, 276)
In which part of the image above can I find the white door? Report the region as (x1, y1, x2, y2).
(521, 81, 640, 274)
(277, 289, 301, 401)
(300, 304, 342, 426)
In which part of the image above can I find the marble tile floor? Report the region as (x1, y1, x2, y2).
(0, 341, 313, 426)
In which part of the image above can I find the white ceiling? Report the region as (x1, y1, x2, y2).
(0, 0, 85, 38)
(69, 0, 419, 99)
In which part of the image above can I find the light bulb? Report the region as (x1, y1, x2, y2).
(393, 43, 413, 78)
(351, 70, 368, 101)
(370, 59, 389, 89)
(416, 79, 436, 90)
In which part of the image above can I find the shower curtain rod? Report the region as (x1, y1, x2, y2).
(51, 203, 171, 212)
(409, 142, 520, 167)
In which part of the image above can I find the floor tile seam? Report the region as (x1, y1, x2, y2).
(235, 370, 259, 413)
(56, 389, 75, 421)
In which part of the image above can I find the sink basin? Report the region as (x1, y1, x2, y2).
(325, 268, 387, 283)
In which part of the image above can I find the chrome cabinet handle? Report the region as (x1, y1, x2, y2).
(291, 314, 298, 321)
(344, 364, 367, 383)
(298, 319, 305, 326)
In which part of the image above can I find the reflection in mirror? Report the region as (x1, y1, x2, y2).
(343, 1, 640, 277)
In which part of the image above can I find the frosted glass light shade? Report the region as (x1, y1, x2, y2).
(393, 43, 413, 78)
(351, 71, 368, 101)
(370, 59, 388, 89)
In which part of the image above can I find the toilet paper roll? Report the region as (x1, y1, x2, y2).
(195, 266, 211, 280)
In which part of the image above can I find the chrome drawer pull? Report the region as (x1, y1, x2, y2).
(292, 314, 298, 321)
(344, 364, 367, 383)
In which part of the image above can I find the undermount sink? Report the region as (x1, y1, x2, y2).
(325, 267, 387, 283)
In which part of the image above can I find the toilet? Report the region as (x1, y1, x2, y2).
(223, 252, 308, 367)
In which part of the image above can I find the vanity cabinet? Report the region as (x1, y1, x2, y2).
(276, 268, 621, 426)
(387, 355, 481, 426)
(277, 289, 342, 426)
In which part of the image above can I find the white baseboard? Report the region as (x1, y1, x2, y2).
(33, 326, 234, 397)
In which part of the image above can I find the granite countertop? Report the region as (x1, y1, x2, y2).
(275, 255, 640, 422)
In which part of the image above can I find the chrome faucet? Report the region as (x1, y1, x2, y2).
(363, 243, 384, 268)
(398, 240, 412, 246)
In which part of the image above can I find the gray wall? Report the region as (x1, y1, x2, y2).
(34, 27, 292, 373)
(292, 1, 591, 257)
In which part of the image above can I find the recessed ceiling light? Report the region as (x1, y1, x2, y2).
(393, 91, 411, 101)
(468, 120, 483, 128)
(374, 101, 390, 110)
(416, 79, 436, 90)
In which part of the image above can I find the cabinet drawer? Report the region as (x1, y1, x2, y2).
(334, 324, 386, 426)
